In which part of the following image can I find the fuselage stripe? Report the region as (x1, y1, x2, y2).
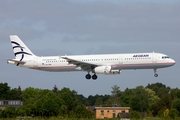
(29, 62, 175, 69)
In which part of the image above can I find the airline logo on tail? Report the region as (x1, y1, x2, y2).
(11, 41, 32, 60)
(9, 35, 36, 66)
(10, 35, 35, 60)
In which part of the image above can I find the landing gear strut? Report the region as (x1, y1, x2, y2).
(154, 69, 158, 77)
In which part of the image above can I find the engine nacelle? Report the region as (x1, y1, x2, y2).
(94, 66, 120, 75)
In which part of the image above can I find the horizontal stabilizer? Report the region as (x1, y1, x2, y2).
(7, 59, 26, 65)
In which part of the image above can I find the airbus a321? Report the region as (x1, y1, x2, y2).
(7, 35, 175, 80)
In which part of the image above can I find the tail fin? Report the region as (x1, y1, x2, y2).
(10, 35, 36, 60)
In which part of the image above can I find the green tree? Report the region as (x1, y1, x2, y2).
(95, 97, 103, 106)
(18, 86, 22, 100)
(22, 87, 43, 105)
(33, 97, 44, 116)
(111, 85, 121, 96)
(87, 94, 102, 106)
(146, 82, 171, 98)
(131, 86, 148, 112)
(0, 108, 2, 118)
(169, 108, 179, 119)
(53, 95, 64, 108)
(160, 94, 172, 109)
(131, 95, 141, 111)
(152, 94, 172, 117)
(42, 98, 59, 117)
(58, 87, 79, 116)
(157, 87, 171, 98)
(74, 104, 93, 118)
(145, 88, 160, 111)
(130, 111, 141, 119)
(52, 85, 58, 93)
(0, 82, 11, 99)
(120, 88, 133, 107)
(0, 83, 23, 100)
(16, 106, 27, 116)
(2, 107, 16, 118)
(171, 99, 180, 113)
(77, 94, 89, 105)
(105, 85, 121, 107)
(170, 88, 180, 100)
(9, 88, 22, 100)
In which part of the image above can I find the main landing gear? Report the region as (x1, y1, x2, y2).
(154, 69, 158, 77)
(85, 73, 98, 80)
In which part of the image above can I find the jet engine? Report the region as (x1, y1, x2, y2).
(93, 66, 120, 75)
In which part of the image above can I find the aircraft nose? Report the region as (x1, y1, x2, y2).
(170, 59, 175, 65)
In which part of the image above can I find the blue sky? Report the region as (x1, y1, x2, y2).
(0, 0, 180, 97)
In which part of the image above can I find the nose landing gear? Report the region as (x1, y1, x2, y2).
(154, 74, 158, 77)
(154, 69, 158, 77)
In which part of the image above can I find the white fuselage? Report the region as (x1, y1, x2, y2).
(17, 52, 175, 73)
(8, 35, 175, 79)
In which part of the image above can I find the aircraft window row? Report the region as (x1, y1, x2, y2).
(125, 57, 151, 60)
(104, 58, 118, 61)
(46, 60, 66, 63)
(45, 58, 119, 63)
(82, 58, 118, 61)
(82, 59, 100, 61)
(162, 56, 169, 59)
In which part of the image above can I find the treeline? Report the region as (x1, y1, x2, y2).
(0, 82, 180, 119)
(0, 83, 93, 118)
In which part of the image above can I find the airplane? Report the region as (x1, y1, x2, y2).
(7, 35, 175, 80)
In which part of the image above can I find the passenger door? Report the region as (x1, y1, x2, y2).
(152, 53, 157, 63)
(33, 58, 38, 67)
(119, 56, 123, 64)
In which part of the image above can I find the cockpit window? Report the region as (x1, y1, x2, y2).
(162, 56, 170, 59)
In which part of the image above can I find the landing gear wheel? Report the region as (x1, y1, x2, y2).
(154, 74, 158, 77)
(92, 74, 97, 80)
(85, 74, 91, 79)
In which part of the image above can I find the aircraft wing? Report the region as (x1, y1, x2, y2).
(61, 56, 100, 71)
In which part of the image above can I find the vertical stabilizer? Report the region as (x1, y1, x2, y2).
(10, 35, 35, 60)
